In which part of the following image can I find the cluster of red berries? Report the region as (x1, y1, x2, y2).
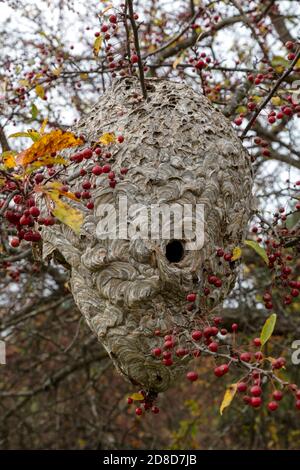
(127, 390, 159, 417)
(0, 131, 127, 263)
(237, 376, 300, 412)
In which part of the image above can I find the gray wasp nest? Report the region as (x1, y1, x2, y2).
(42, 77, 253, 394)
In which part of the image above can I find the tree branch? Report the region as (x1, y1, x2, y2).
(241, 47, 300, 138)
(126, 0, 147, 99)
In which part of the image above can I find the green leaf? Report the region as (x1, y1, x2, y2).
(260, 313, 277, 347)
(244, 240, 268, 264)
(31, 103, 39, 120)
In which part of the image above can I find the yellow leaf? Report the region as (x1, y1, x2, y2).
(40, 118, 48, 135)
(1, 151, 16, 169)
(173, 51, 186, 69)
(25, 156, 68, 174)
(252, 95, 262, 103)
(236, 105, 247, 114)
(232, 247, 242, 261)
(130, 392, 144, 401)
(16, 130, 83, 166)
(52, 67, 62, 77)
(93, 36, 103, 57)
(35, 84, 45, 99)
(98, 132, 116, 145)
(80, 73, 88, 81)
(100, 3, 113, 15)
(50, 193, 83, 235)
(220, 383, 237, 416)
(35, 181, 79, 202)
(271, 96, 281, 106)
(19, 79, 30, 87)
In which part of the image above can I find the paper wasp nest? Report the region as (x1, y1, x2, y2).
(42, 77, 253, 394)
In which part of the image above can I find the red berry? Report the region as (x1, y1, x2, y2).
(131, 54, 139, 64)
(151, 406, 160, 414)
(191, 330, 202, 341)
(13, 195, 22, 204)
(237, 382, 247, 393)
(186, 371, 198, 382)
(250, 385, 262, 397)
(250, 397, 262, 408)
(102, 164, 111, 173)
(163, 358, 173, 366)
(92, 165, 102, 175)
(109, 14, 117, 24)
(273, 390, 283, 401)
(164, 340, 174, 349)
(234, 117, 243, 126)
(29, 206, 40, 217)
(283, 107, 293, 116)
(152, 348, 161, 357)
(285, 41, 294, 50)
(203, 327, 212, 338)
(253, 338, 261, 347)
(135, 407, 143, 416)
(10, 237, 20, 248)
(35, 174, 44, 184)
(195, 60, 205, 69)
(214, 364, 229, 377)
(214, 366, 223, 377)
(117, 135, 124, 143)
(186, 293, 196, 302)
(255, 351, 263, 361)
(101, 24, 108, 33)
(231, 323, 238, 332)
(210, 326, 219, 336)
(82, 148, 93, 159)
(240, 352, 251, 363)
(82, 181, 91, 190)
(268, 401, 278, 412)
(208, 275, 217, 285)
(224, 253, 232, 262)
(86, 202, 94, 210)
(209, 342, 218, 352)
(176, 348, 188, 357)
(127, 397, 133, 405)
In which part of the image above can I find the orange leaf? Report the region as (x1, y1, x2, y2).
(16, 130, 83, 166)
